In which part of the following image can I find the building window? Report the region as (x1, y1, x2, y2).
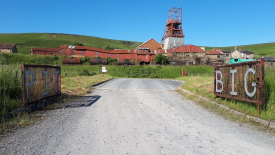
(81, 50, 84, 56)
(96, 52, 98, 57)
(117, 54, 119, 60)
(247, 54, 250, 58)
(108, 54, 110, 58)
(217, 55, 220, 58)
(177, 53, 182, 56)
(185, 53, 190, 57)
(226, 54, 229, 57)
(240, 53, 243, 57)
(193, 53, 198, 57)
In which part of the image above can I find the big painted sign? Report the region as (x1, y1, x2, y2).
(214, 59, 265, 105)
(21, 64, 61, 106)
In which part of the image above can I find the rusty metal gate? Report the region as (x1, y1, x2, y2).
(21, 64, 61, 106)
(214, 58, 265, 105)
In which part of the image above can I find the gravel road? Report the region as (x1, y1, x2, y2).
(1, 78, 275, 154)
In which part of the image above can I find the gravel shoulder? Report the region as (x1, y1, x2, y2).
(1, 78, 274, 154)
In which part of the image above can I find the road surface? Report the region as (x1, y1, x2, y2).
(1, 78, 274, 154)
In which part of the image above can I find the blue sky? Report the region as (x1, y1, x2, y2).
(1, 0, 274, 47)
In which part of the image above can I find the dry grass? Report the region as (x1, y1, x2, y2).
(61, 74, 112, 96)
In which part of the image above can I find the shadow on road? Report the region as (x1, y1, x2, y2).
(41, 95, 102, 110)
(63, 95, 101, 108)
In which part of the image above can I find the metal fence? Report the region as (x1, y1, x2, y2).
(21, 64, 61, 106)
(214, 58, 265, 105)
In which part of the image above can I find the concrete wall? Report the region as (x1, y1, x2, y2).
(164, 37, 184, 50)
(0, 49, 12, 53)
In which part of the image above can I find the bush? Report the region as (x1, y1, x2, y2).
(81, 57, 91, 65)
(72, 42, 84, 46)
(107, 58, 117, 65)
(77, 69, 96, 76)
(155, 54, 167, 65)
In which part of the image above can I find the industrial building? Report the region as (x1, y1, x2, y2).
(29, 7, 255, 66)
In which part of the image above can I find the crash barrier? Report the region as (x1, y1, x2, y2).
(21, 64, 61, 106)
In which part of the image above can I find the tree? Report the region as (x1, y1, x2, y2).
(154, 53, 167, 65)
(72, 41, 84, 46)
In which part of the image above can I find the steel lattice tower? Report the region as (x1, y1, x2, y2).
(161, 7, 185, 49)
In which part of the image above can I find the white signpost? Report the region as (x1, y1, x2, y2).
(102, 67, 107, 74)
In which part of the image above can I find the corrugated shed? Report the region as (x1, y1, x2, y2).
(109, 54, 118, 59)
(84, 51, 97, 57)
(139, 54, 152, 62)
(173, 45, 204, 53)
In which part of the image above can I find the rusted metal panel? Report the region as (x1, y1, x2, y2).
(84, 51, 97, 57)
(117, 59, 135, 65)
(97, 52, 108, 58)
(214, 58, 265, 105)
(21, 64, 61, 106)
(90, 59, 107, 65)
(109, 54, 117, 59)
(62, 58, 82, 65)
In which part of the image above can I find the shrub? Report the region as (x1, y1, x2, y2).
(107, 58, 117, 65)
(77, 69, 96, 76)
(155, 54, 167, 65)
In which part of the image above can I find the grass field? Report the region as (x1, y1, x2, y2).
(175, 66, 275, 121)
(205, 42, 275, 58)
(0, 33, 141, 54)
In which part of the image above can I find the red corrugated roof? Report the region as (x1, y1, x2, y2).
(205, 51, 223, 55)
(0, 43, 15, 49)
(211, 49, 222, 52)
(111, 50, 135, 54)
(173, 45, 204, 53)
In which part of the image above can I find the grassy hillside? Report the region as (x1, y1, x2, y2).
(205, 42, 275, 58)
(0, 33, 142, 54)
(0, 33, 274, 57)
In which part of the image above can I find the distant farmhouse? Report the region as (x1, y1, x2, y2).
(240, 50, 254, 59)
(0, 43, 17, 53)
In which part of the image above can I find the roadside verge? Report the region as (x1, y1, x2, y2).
(179, 88, 275, 129)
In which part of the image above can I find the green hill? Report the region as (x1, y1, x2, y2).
(0, 33, 142, 54)
(205, 42, 275, 58)
(0, 33, 274, 57)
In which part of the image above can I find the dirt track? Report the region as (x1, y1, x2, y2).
(1, 78, 274, 154)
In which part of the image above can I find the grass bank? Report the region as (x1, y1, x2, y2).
(61, 74, 112, 96)
(0, 33, 141, 54)
(205, 42, 275, 58)
(176, 66, 275, 121)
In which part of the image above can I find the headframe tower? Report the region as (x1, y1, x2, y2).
(160, 7, 185, 50)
